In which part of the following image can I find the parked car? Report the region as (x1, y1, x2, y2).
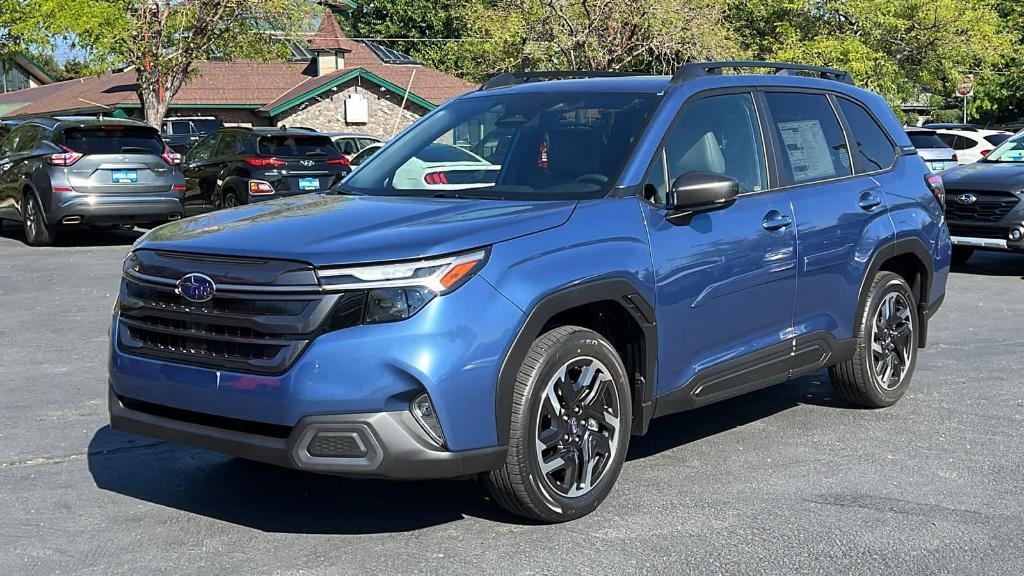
(321, 132, 381, 159)
(348, 142, 382, 166)
(179, 127, 352, 214)
(937, 130, 1024, 264)
(905, 127, 958, 172)
(392, 143, 500, 189)
(0, 117, 184, 245)
(161, 116, 224, 154)
(109, 62, 949, 522)
(935, 128, 1013, 164)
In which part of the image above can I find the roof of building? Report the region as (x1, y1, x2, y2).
(0, 10, 474, 119)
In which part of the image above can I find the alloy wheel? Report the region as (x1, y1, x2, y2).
(24, 197, 39, 241)
(534, 357, 621, 498)
(870, 292, 914, 390)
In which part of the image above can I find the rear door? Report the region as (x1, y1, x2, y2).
(0, 125, 33, 219)
(257, 133, 347, 193)
(764, 91, 896, 353)
(59, 125, 172, 195)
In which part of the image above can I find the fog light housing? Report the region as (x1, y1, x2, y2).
(1010, 228, 1023, 242)
(411, 392, 445, 447)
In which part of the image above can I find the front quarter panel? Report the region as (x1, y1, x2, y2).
(480, 197, 656, 320)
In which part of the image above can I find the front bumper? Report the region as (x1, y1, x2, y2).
(109, 386, 507, 479)
(49, 190, 183, 225)
(949, 235, 1018, 250)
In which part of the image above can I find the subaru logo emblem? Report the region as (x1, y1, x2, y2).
(957, 193, 977, 205)
(177, 273, 216, 303)
(300, 160, 315, 167)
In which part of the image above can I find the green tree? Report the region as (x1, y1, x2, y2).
(34, 0, 316, 127)
(729, 0, 1013, 119)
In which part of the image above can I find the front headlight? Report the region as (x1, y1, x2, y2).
(318, 248, 488, 325)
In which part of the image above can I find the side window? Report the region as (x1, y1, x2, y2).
(169, 121, 191, 136)
(938, 133, 956, 148)
(645, 92, 767, 204)
(187, 134, 219, 162)
(962, 135, 981, 150)
(1, 127, 25, 156)
(14, 125, 42, 153)
(765, 92, 852, 185)
(337, 138, 357, 155)
(836, 98, 896, 172)
(213, 133, 238, 158)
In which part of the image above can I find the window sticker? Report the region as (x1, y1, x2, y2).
(777, 119, 836, 182)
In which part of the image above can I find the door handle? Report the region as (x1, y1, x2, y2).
(859, 190, 883, 210)
(762, 210, 792, 231)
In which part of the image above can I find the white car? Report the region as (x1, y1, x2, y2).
(393, 143, 500, 190)
(935, 128, 1013, 164)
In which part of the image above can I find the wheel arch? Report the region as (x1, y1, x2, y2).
(21, 182, 49, 224)
(857, 236, 934, 347)
(494, 278, 658, 445)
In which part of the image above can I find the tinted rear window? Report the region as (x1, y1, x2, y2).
(64, 126, 164, 155)
(258, 135, 337, 157)
(907, 132, 947, 149)
(985, 133, 1011, 146)
(193, 119, 223, 132)
(415, 143, 480, 163)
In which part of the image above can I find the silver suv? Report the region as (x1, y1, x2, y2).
(0, 117, 185, 245)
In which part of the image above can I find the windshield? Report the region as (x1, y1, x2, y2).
(343, 92, 659, 199)
(907, 132, 947, 149)
(983, 132, 1024, 162)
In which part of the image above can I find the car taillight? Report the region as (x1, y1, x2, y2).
(245, 157, 287, 167)
(249, 180, 274, 195)
(925, 174, 945, 207)
(980, 150, 992, 157)
(537, 138, 548, 169)
(424, 171, 448, 185)
(326, 157, 350, 165)
(45, 146, 83, 167)
(161, 147, 181, 166)
(101, 125, 126, 131)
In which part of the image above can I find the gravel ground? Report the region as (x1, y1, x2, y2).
(1, 224, 1022, 575)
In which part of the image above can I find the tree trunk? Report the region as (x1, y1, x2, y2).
(136, 67, 169, 129)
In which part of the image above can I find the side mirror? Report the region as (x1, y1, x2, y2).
(667, 172, 739, 222)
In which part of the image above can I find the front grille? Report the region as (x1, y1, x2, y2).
(307, 432, 367, 458)
(945, 190, 1020, 223)
(117, 250, 367, 375)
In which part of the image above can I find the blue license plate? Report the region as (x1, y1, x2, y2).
(112, 169, 137, 183)
(298, 177, 320, 191)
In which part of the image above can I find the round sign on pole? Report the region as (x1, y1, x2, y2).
(957, 74, 975, 97)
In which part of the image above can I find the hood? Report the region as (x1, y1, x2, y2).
(136, 194, 576, 266)
(941, 162, 1024, 192)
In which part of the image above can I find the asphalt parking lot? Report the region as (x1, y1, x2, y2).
(1, 224, 1022, 576)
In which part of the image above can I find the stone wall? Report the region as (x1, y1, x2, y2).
(274, 80, 428, 140)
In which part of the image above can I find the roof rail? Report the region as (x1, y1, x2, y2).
(672, 61, 853, 85)
(480, 70, 646, 91)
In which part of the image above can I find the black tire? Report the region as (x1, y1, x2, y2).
(221, 189, 241, 210)
(484, 326, 632, 522)
(23, 192, 56, 246)
(951, 246, 974, 266)
(829, 271, 917, 408)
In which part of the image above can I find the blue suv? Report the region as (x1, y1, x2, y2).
(109, 62, 950, 522)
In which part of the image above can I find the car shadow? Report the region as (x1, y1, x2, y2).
(951, 250, 1024, 277)
(87, 372, 845, 532)
(0, 223, 143, 247)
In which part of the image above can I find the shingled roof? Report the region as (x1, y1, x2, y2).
(0, 10, 474, 119)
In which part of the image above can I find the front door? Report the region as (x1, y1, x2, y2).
(182, 133, 220, 214)
(641, 91, 798, 405)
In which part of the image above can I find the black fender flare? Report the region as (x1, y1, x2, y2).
(493, 278, 659, 445)
(220, 175, 249, 203)
(856, 236, 935, 346)
(21, 182, 50, 224)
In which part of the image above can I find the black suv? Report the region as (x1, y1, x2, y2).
(0, 117, 184, 245)
(161, 116, 224, 154)
(180, 127, 352, 214)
